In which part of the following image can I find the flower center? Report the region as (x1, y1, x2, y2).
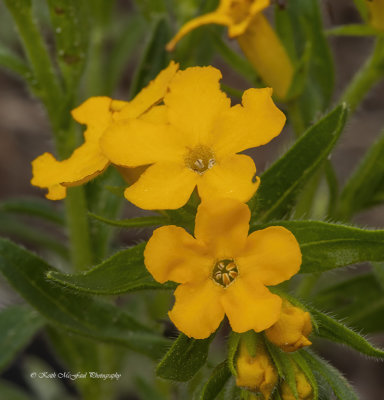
(212, 259, 239, 288)
(184, 145, 215, 175)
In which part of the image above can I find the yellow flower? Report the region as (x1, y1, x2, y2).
(265, 300, 312, 352)
(31, 61, 179, 200)
(166, 0, 294, 99)
(367, 0, 384, 30)
(236, 340, 278, 399)
(144, 198, 302, 339)
(101, 66, 285, 210)
(281, 364, 313, 400)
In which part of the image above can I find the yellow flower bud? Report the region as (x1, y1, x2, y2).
(281, 365, 313, 400)
(236, 340, 278, 399)
(265, 301, 312, 352)
(367, 0, 384, 31)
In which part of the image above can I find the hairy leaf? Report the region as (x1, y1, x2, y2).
(47, 242, 175, 295)
(0, 305, 44, 371)
(200, 361, 231, 400)
(156, 333, 214, 382)
(301, 350, 359, 400)
(249, 105, 348, 221)
(254, 221, 384, 273)
(0, 238, 169, 359)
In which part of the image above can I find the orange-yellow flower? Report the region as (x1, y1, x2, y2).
(367, 0, 384, 30)
(236, 340, 278, 399)
(167, 0, 294, 99)
(144, 198, 302, 339)
(101, 66, 285, 210)
(31, 61, 179, 200)
(265, 300, 312, 352)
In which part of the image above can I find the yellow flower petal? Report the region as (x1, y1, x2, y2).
(226, 0, 270, 38)
(144, 225, 212, 284)
(236, 340, 277, 399)
(71, 96, 119, 138)
(166, 12, 231, 51)
(237, 14, 294, 99)
(236, 226, 302, 286)
(169, 279, 224, 339)
(212, 88, 286, 157)
(266, 301, 312, 353)
(221, 274, 282, 332)
(194, 198, 250, 259)
(368, 0, 384, 31)
(101, 119, 186, 167)
(164, 66, 230, 144)
(124, 161, 198, 210)
(31, 144, 109, 199)
(115, 61, 179, 120)
(197, 154, 260, 203)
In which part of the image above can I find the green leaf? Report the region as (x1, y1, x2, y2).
(227, 332, 240, 376)
(314, 273, 384, 333)
(337, 130, 384, 220)
(0, 380, 32, 400)
(290, 351, 319, 400)
(210, 30, 256, 83)
(0, 44, 32, 82)
(0, 305, 44, 372)
(254, 220, 384, 273)
(249, 105, 348, 221)
(105, 16, 146, 94)
(0, 212, 69, 259)
(47, 242, 175, 295)
(200, 361, 231, 400)
(130, 15, 170, 98)
(276, 0, 334, 127)
(301, 350, 359, 400)
(327, 24, 380, 37)
(89, 212, 169, 229)
(156, 333, 214, 382)
(0, 238, 169, 359)
(0, 197, 65, 225)
(265, 341, 298, 399)
(309, 307, 384, 359)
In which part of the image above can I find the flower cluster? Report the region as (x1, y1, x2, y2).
(32, 62, 311, 399)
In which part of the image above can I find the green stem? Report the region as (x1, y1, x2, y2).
(65, 187, 93, 271)
(341, 37, 384, 113)
(4, 0, 62, 119)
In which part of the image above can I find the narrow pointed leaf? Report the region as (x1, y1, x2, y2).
(156, 333, 214, 382)
(0, 197, 65, 225)
(89, 212, 169, 229)
(338, 130, 384, 220)
(327, 24, 379, 36)
(0, 305, 44, 371)
(47, 242, 175, 295)
(249, 105, 348, 221)
(200, 361, 231, 400)
(309, 307, 384, 359)
(301, 350, 359, 400)
(253, 220, 384, 273)
(314, 273, 384, 333)
(227, 332, 240, 376)
(0, 238, 169, 359)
